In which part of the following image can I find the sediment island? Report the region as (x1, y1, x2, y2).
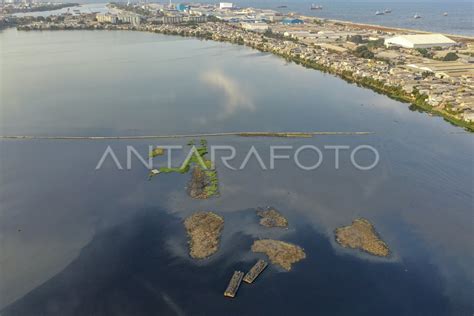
(148, 139, 219, 199)
(8, 3, 474, 131)
(184, 211, 224, 259)
(257, 207, 288, 228)
(251, 239, 306, 271)
(335, 218, 390, 257)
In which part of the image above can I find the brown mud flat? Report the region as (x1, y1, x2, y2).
(257, 207, 288, 228)
(334, 218, 390, 257)
(184, 212, 224, 259)
(251, 239, 306, 271)
(187, 165, 219, 199)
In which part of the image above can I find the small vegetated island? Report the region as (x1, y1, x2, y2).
(251, 239, 306, 271)
(149, 147, 165, 158)
(184, 211, 224, 259)
(253, 208, 307, 271)
(257, 207, 288, 228)
(149, 139, 219, 199)
(335, 218, 390, 257)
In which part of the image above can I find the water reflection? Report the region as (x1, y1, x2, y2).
(200, 70, 255, 120)
(0, 29, 473, 314)
(1, 207, 453, 316)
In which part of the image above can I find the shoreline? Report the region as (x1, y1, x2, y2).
(300, 16, 474, 43)
(8, 25, 474, 132)
(3, 3, 79, 14)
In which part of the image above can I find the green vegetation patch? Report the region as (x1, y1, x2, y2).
(353, 45, 375, 59)
(443, 52, 459, 61)
(148, 139, 220, 199)
(149, 147, 166, 158)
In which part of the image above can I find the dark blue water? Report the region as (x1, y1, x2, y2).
(0, 208, 454, 315)
(1, 30, 473, 315)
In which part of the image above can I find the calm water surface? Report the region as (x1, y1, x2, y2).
(0, 29, 473, 315)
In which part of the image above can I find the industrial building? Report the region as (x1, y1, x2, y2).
(118, 13, 142, 26)
(96, 13, 117, 24)
(96, 13, 141, 26)
(219, 2, 233, 9)
(176, 4, 188, 12)
(241, 22, 268, 33)
(282, 18, 304, 25)
(406, 61, 474, 78)
(384, 34, 456, 49)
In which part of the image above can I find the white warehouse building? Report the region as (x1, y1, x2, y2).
(219, 2, 233, 9)
(241, 22, 269, 33)
(384, 34, 456, 49)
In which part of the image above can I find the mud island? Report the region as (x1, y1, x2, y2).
(184, 212, 224, 259)
(335, 218, 390, 257)
(256, 207, 288, 228)
(251, 239, 306, 271)
(188, 162, 219, 199)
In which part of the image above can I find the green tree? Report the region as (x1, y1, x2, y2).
(443, 52, 459, 61)
(354, 45, 374, 59)
(416, 48, 433, 58)
(347, 35, 364, 44)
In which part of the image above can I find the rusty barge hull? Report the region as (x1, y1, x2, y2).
(243, 260, 268, 283)
(224, 271, 244, 298)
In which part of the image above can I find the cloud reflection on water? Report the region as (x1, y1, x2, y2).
(200, 70, 255, 120)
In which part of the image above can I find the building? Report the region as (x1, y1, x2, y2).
(96, 13, 118, 24)
(282, 18, 304, 25)
(176, 3, 188, 12)
(163, 15, 183, 24)
(184, 15, 207, 23)
(407, 61, 474, 78)
(219, 2, 233, 9)
(118, 13, 142, 26)
(241, 22, 268, 33)
(384, 34, 456, 49)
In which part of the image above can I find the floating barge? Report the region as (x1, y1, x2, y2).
(224, 271, 244, 298)
(243, 260, 268, 284)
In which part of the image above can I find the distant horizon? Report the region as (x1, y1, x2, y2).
(60, 0, 474, 4)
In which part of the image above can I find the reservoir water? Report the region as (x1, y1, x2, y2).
(0, 29, 473, 315)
